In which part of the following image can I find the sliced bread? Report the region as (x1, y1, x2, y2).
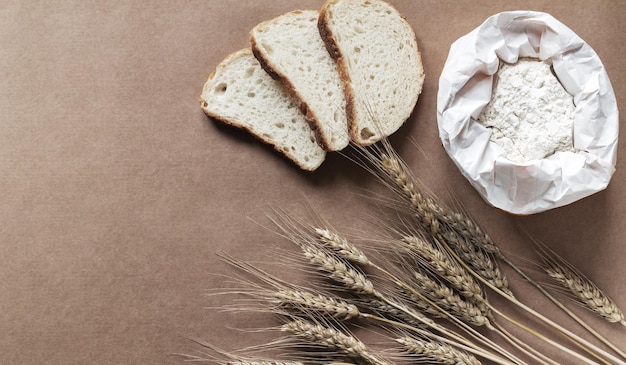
(200, 48, 326, 171)
(250, 10, 350, 151)
(319, 0, 425, 146)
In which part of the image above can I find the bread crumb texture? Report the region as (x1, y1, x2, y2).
(323, 0, 424, 145)
(251, 10, 350, 151)
(478, 59, 575, 163)
(201, 49, 325, 171)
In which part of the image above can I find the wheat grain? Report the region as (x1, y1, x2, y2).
(396, 335, 482, 365)
(438, 228, 512, 296)
(546, 265, 625, 325)
(274, 289, 360, 321)
(281, 319, 391, 365)
(379, 154, 441, 235)
(376, 153, 511, 296)
(355, 296, 435, 328)
(410, 270, 491, 328)
(300, 243, 376, 296)
(315, 228, 372, 266)
(401, 235, 486, 308)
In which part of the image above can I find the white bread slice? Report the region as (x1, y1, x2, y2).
(319, 0, 425, 146)
(250, 10, 350, 151)
(200, 48, 326, 171)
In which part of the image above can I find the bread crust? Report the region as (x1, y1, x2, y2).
(318, 0, 424, 146)
(250, 10, 352, 152)
(317, 3, 358, 146)
(249, 33, 327, 151)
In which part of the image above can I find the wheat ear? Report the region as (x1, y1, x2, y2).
(355, 296, 433, 329)
(215, 253, 362, 322)
(396, 335, 482, 365)
(273, 289, 361, 321)
(410, 270, 491, 328)
(532, 241, 625, 326)
(437, 228, 512, 296)
(545, 264, 625, 325)
(300, 242, 376, 296)
(400, 235, 487, 309)
(374, 151, 511, 296)
(300, 232, 515, 363)
(518, 240, 626, 360)
(315, 228, 372, 266)
(281, 319, 390, 365)
(370, 140, 501, 257)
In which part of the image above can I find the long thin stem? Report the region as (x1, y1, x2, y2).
(360, 312, 512, 365)
(493, 321, 560, 365)
(513, 241, 626, 359)
(368, 262, 528, 365)
(438, 236, 625, 365)
(491, 306, 604, 365)
(502, 255, 626, 361)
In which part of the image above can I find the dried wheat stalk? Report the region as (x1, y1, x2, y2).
(193, 139, 626, 365)
(545, 263, 625, 325)
(396, 335, 482, 365)
(281, 319, 391, 365)
(273, 289, 361, 321)
(315, 228, 372, 266)
(400, 235, 486, 309)
(409, 270, 491, 328)
(374, 151, 512, 296)
(300, 242, 376, 296)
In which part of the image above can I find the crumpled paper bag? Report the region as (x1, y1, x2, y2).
(437, 11, 619, 215)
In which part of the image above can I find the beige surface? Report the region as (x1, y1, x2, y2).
(1, 1, 624, 364)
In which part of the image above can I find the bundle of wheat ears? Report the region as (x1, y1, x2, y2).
(185, 140, 625, 365)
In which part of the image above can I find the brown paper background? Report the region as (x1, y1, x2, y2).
(1, 1, 624, 364)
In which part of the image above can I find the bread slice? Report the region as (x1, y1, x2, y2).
(200, 48, 326, 171)
(250, 10, 350, 151)
(319, 0, 425, 145)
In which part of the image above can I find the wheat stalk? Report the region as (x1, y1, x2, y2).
(300, 242, 376, 296)
(437, 227, 512, 296)
(372, 150, 512, 296)
(177, 338, 306, 365)
(315, 227, 372, 266)
(409, 270, 491, 328)
(273, 289, 361, 321)
(353, 296, 433, 328)
(355, 141, 626, 363)
(396, 335, 482, 365)
(400, 235, 486, 310)
(545, 264, 625, 325)
(281, 319, 391, 365)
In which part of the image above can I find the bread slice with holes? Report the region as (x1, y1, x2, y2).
(250, 10, 350, 151)
(200, 48, 326, 171)
(319, 0, 425, 146)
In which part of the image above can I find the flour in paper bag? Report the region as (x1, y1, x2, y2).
(478, 59, 576, 163)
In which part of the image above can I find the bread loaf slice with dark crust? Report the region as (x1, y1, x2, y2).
(319, 0, 425, 146)
(200, 48, 326, 171)
(250, 10, 350, 151)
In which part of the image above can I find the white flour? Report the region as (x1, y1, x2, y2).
(478, 59, 576, 163)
